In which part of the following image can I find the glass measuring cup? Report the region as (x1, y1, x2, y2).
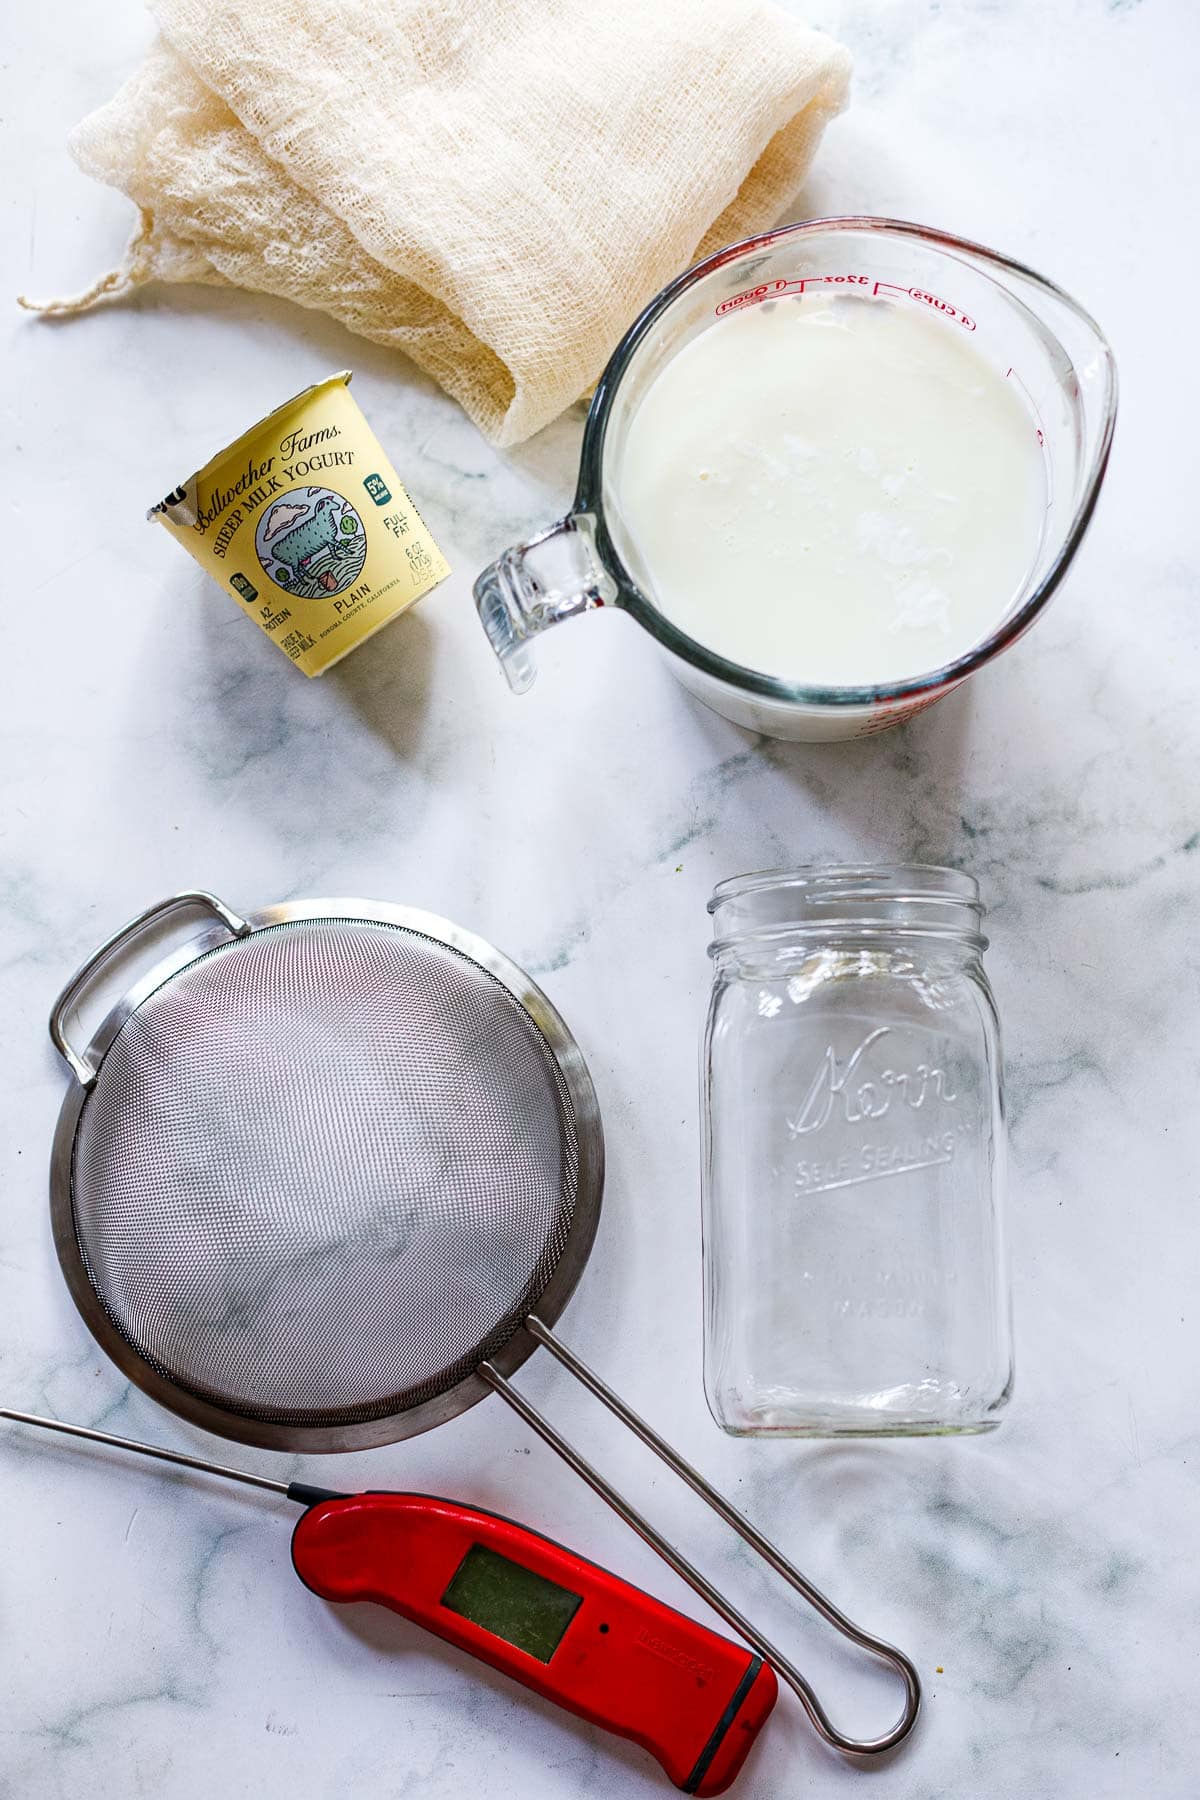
(474, 218, 1117, 741)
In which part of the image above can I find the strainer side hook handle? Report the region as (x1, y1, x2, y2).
(49, 890, 251, 1086)
(484, 1319, 920, 1758)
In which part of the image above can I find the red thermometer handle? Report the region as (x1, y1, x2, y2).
(292, 1493, 777, 1795)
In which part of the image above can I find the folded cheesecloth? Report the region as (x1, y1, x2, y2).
(24, 0, 850, 446)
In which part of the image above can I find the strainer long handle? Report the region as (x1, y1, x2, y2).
(481, 1321, 920, 1758)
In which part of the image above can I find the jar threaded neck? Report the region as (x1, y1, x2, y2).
(708, 864, 985, 955)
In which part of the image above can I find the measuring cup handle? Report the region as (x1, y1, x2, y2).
(474, 512, 618, 693)
(49, 890, 251, 1087)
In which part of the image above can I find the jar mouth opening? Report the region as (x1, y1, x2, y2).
(708, 865, 985, 953)
(711, 863, 980, 908)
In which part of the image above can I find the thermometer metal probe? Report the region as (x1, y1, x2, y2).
(2, 1407, 777, 1795)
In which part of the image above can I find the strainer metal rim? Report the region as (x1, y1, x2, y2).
(49, 897, 604, 1454)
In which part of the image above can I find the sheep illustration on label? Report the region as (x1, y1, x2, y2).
(255, 486, 368, 598)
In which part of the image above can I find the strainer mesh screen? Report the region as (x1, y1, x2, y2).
(70, 919, 579, 1427)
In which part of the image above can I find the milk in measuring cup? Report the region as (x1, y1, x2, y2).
(616, 294, 1046, 687)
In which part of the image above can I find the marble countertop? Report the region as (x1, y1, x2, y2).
(3, 2, 1196, 1796)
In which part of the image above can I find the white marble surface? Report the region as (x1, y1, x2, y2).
(3, 2, 1197, 1795)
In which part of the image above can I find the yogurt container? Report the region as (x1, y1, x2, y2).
(151, 373, 450, 675)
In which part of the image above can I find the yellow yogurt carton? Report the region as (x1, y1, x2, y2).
(150, 372, 450, 675)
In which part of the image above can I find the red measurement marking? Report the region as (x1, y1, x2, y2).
(860, 685, 956, 735)
(1005, 365, 1051, 486)
(792, 274, 871, 290)
(715, 273, 976, 328)
(715, 279, 790, 315)
(906, 288, 976, 329)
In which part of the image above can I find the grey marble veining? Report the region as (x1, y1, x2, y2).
(3, 1, 1197, 1795)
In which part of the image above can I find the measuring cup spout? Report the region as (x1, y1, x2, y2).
(474, 513, 618, 692)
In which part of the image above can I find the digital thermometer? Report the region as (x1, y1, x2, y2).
(1, 1407, 778, 1795)
(293, 1492, 778, 1794)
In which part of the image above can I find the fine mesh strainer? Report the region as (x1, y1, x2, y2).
(49, 891, 919, 1757)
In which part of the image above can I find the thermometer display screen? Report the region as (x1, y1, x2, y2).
(441, 1542, 583, 1662)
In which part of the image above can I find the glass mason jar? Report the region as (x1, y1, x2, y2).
(702, 867, 1012, 1436)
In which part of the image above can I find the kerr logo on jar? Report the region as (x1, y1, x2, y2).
(786, 1027, 958, 1138)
